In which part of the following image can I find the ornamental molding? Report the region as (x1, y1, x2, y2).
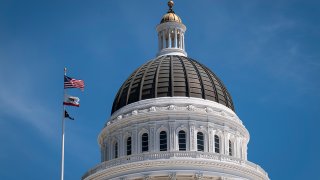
(156, 22, 187, 32)
(110, 97, 237, 119)
(82, 152, 269, 180)
(111, 104, 238, 125)
(169, 172, 176, 180)
(195, 171, 203, 180)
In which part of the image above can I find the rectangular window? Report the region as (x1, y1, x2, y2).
(178, 131, 186, 151)
(214, 135, 220, 153)
(142, 133, 149, 152)
(160, 131, 167, 151)
(127, 137, 132, 156)
(197, 132, 204, 152)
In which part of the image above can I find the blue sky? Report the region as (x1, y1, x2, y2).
(0, 0, 319, 179)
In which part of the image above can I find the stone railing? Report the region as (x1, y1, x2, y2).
(82, 151, 268, 179)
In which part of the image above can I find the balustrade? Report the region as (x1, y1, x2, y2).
(83, 151, 267, 179)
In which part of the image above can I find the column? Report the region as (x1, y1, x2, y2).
(132, 126, 138, 154)
(244, 139, 248, 160)
(158, 33, 161, 51)
(100, 145, 104, 162)
(221, 132, 226, 155)
(107, 138, 111, 160)
(208, 128, 213, 152)
(235, 137, 238, 158)
(182, 34, 185, 50)
(189, 121, 196, 151)
(149, 124, 156, 152)
(162, 30, 166, 49)
(168, 29, 172, 48)
(174, 28, 178, 48)
(239, 138, 243, 159)
(119, 131, 124, 156)
(169, 121, 176, 151)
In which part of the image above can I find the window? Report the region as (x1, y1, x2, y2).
(229, 140, 233, 156)
(178, 130, 186, 151)
(159, 131, 167, 151)
(114, 142, 118, 158)
(197, 132, 204, 152)
(214, 135, 220, 153)
(127, 137, 132, 156)
(142, 133, 149, 152)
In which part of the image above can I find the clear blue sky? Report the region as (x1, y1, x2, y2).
(0, 0, 319, 179)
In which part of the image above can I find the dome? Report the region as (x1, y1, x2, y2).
(160, 0, 182, 24)
(111, 55, 234, 114)
(160, 12, 182, 24)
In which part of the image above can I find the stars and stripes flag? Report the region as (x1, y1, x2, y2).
(63, 95, 80, 107)
(64, 75, 85, 90)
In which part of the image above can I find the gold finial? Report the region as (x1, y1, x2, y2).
(168, 0, 174, 13)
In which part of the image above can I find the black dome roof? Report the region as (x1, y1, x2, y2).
(111, 55, 234, 114)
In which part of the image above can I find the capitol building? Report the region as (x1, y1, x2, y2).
(82, 1, 269, 180)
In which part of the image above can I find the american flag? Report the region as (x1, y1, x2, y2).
(64, 75, 85, 90)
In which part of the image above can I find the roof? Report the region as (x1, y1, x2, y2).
(111, 55, 235, 114)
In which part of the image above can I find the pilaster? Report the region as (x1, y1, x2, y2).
(132, 125, 138, 154)
(149, 123, 156, 152)
(189, 121, 196, 151)
(169, 121, 176, 151)
(174, 28, 178, 48)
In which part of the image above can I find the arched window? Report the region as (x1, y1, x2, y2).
(214, 135, 220, 153)
(197, 132, 204, 152)
(127, 137, 132, 156)
(229, 140, 233, 156)
(159, 131, 167, 151)
(178, 130, 186, 151)
(114, 142, 118, 158)
(142, 133, 149, 152)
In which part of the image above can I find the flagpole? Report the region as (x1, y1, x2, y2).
(61, 67, 67, 180)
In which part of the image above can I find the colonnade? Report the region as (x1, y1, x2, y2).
(158, 28, 185, 51)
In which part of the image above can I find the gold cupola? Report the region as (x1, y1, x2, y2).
(157, 0, 187, 57)
(160, 1, 182, 24)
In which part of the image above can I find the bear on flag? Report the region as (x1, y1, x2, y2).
(63, 95, 80, 107)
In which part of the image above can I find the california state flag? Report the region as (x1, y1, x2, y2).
(63, 95, 80, 107)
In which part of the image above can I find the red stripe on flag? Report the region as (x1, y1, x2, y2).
(63, 102, 80, 107)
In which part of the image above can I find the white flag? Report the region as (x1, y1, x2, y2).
(63, 95, 80, 107)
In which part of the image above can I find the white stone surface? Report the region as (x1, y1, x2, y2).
(83, 97, 269, 180)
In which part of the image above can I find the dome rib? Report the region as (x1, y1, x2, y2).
(194, 59, 234, 110)
(170, 56, 174, 97)
(177, 56, 190, 97)
(154, 56, 165, 98)
(139, 60, 154, 100)
(126, 63, 144, 104)
(191, 59, 220, 103)
(111, 55, 235, 114)
(189, 59, 206, 99)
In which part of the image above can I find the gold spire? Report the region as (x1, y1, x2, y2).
(168, 0, 174, 13)
(160, 0, 182, 24)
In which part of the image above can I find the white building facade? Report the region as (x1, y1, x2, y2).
(83, 1, 269, 180)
